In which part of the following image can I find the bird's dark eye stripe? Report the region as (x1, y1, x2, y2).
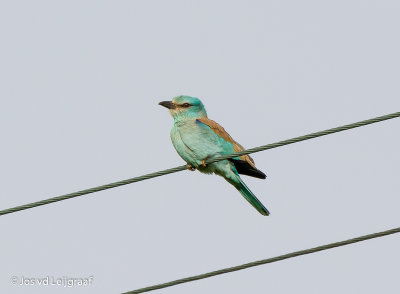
(182, 103, 191, 107)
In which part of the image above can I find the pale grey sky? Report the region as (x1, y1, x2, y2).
(1, 1, 399, 293)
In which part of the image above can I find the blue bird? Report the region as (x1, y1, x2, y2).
(159, 95, 269, 216)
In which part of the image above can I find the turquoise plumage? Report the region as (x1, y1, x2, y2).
(159, 95, 269, 216)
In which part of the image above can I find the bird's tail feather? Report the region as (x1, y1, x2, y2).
(229, 176, 270, 216)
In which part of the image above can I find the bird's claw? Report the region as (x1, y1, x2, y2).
(186, 164, 196, 171)
(200, 159, 207, 168)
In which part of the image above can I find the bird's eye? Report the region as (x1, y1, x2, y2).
(182, 103, 190, 107)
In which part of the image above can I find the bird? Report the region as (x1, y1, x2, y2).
(159, 95, 269, 216)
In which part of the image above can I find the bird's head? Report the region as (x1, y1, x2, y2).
(159, 95, 207, 121)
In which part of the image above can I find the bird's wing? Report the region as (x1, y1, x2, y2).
(196, 117, 256, 168)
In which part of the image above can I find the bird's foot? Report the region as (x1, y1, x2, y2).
(200, 159, 207, 168)
(186, 164, 196, 171)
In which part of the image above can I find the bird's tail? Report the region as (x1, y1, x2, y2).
(228, 175, 270, 216)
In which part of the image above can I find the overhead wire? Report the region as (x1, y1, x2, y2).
(123, 226, 400, 294)
(0, 111, 398, 216)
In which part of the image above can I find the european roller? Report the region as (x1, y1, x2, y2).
(159, 95, 269, 216)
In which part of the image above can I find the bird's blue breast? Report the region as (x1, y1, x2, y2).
(170, 119, 235, 167)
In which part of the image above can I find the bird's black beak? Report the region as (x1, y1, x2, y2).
(158, 101, 176, 109)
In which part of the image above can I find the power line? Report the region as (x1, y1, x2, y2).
(123, 226, 400, 294)
(206, 112, 400, 163)
(0, 165, 187, 216)
(0, 112, 399, 216)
